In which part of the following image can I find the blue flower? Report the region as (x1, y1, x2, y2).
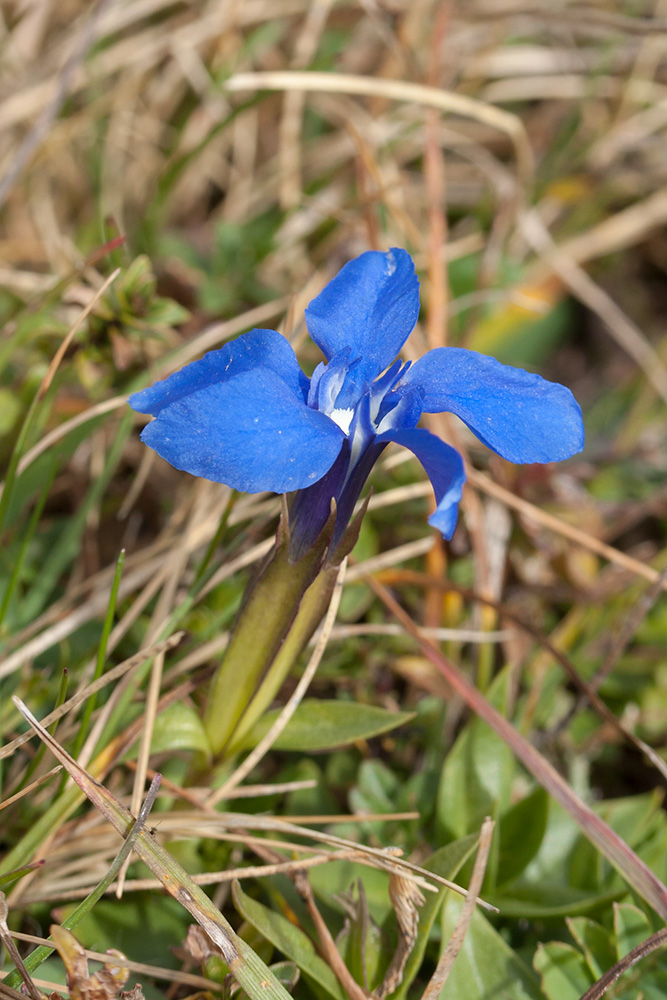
(130, 248, 584, 558)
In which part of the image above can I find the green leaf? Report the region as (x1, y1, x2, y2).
(0, 862, 44, 888)
(149, 701, 212, 759)
(534, 941, 593, 1000)
(497, 786, 549, 887)
(637, 823, 667, 890)
(337, 887, 387, 992)
(567, 791, 666, 894)
(145, 296, 190, 327)
(232, 882, 347, 1000)
(268, 962, 300, 992)
(614, 902, 652, 959)
(640, 968, 667, 1000)
(439, 896, 542, 999)
(566, 916, 616, 980)
(489, 794, 640, 918)
(437, 668, 515, 840)
(599, 791, 665, 848)
(349, 759, 399, 814)
(241, 700, 414, 752)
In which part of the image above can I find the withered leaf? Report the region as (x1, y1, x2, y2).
(50, 926, 142, 1000)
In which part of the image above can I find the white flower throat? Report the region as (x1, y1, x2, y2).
(329, 407, 354, 435)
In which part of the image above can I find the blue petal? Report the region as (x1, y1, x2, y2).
(140, 367, 345, 493)
(402, 347, 584, 463)
(377, 427, 466, 538)
(129, 328, 309, 415)
(305, 249, 420, 391)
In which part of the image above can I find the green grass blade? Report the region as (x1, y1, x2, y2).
(71, 548, 125, 759)
(0, 391, 43, 542)
(0, 456, 56, 635)
(0, 861, 45, 890)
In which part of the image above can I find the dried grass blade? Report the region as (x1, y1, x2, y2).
(0, 633, 184, 762)
(390, 568, 667, 783)
(224, 71, 534, 192)
(291, 869, 368, 1000)
(367, 577, 667, 922)
(11, 699, 293, 1000)
(0, 768, 61, 814)
(204, 812, 495, 910)
(578, 927, 667, 1000)
(0, 0, 112, 211)
(421, 817, 495, 1000)
(520, 208, 667, 403)
(10, 931, 221, 992)
(468, 468, 667, 591)
(3, 775, 161, 990)
(0, 893, 42, 1000)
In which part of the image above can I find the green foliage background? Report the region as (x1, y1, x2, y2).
(1, 2, 667, 999)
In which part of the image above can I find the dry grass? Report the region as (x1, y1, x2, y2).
(2, 1, 667, 997)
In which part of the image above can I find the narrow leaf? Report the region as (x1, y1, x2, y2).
(241, 699, 415, 751)
(232, 880, 347, 1000)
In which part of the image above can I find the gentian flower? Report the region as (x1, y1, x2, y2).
(130, 249, 584, 559)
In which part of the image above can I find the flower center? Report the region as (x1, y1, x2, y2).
(329, 407, 354, 435)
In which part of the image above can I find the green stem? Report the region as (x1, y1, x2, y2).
(204, 518, 334, 755)
(226, 565, 339, 754)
